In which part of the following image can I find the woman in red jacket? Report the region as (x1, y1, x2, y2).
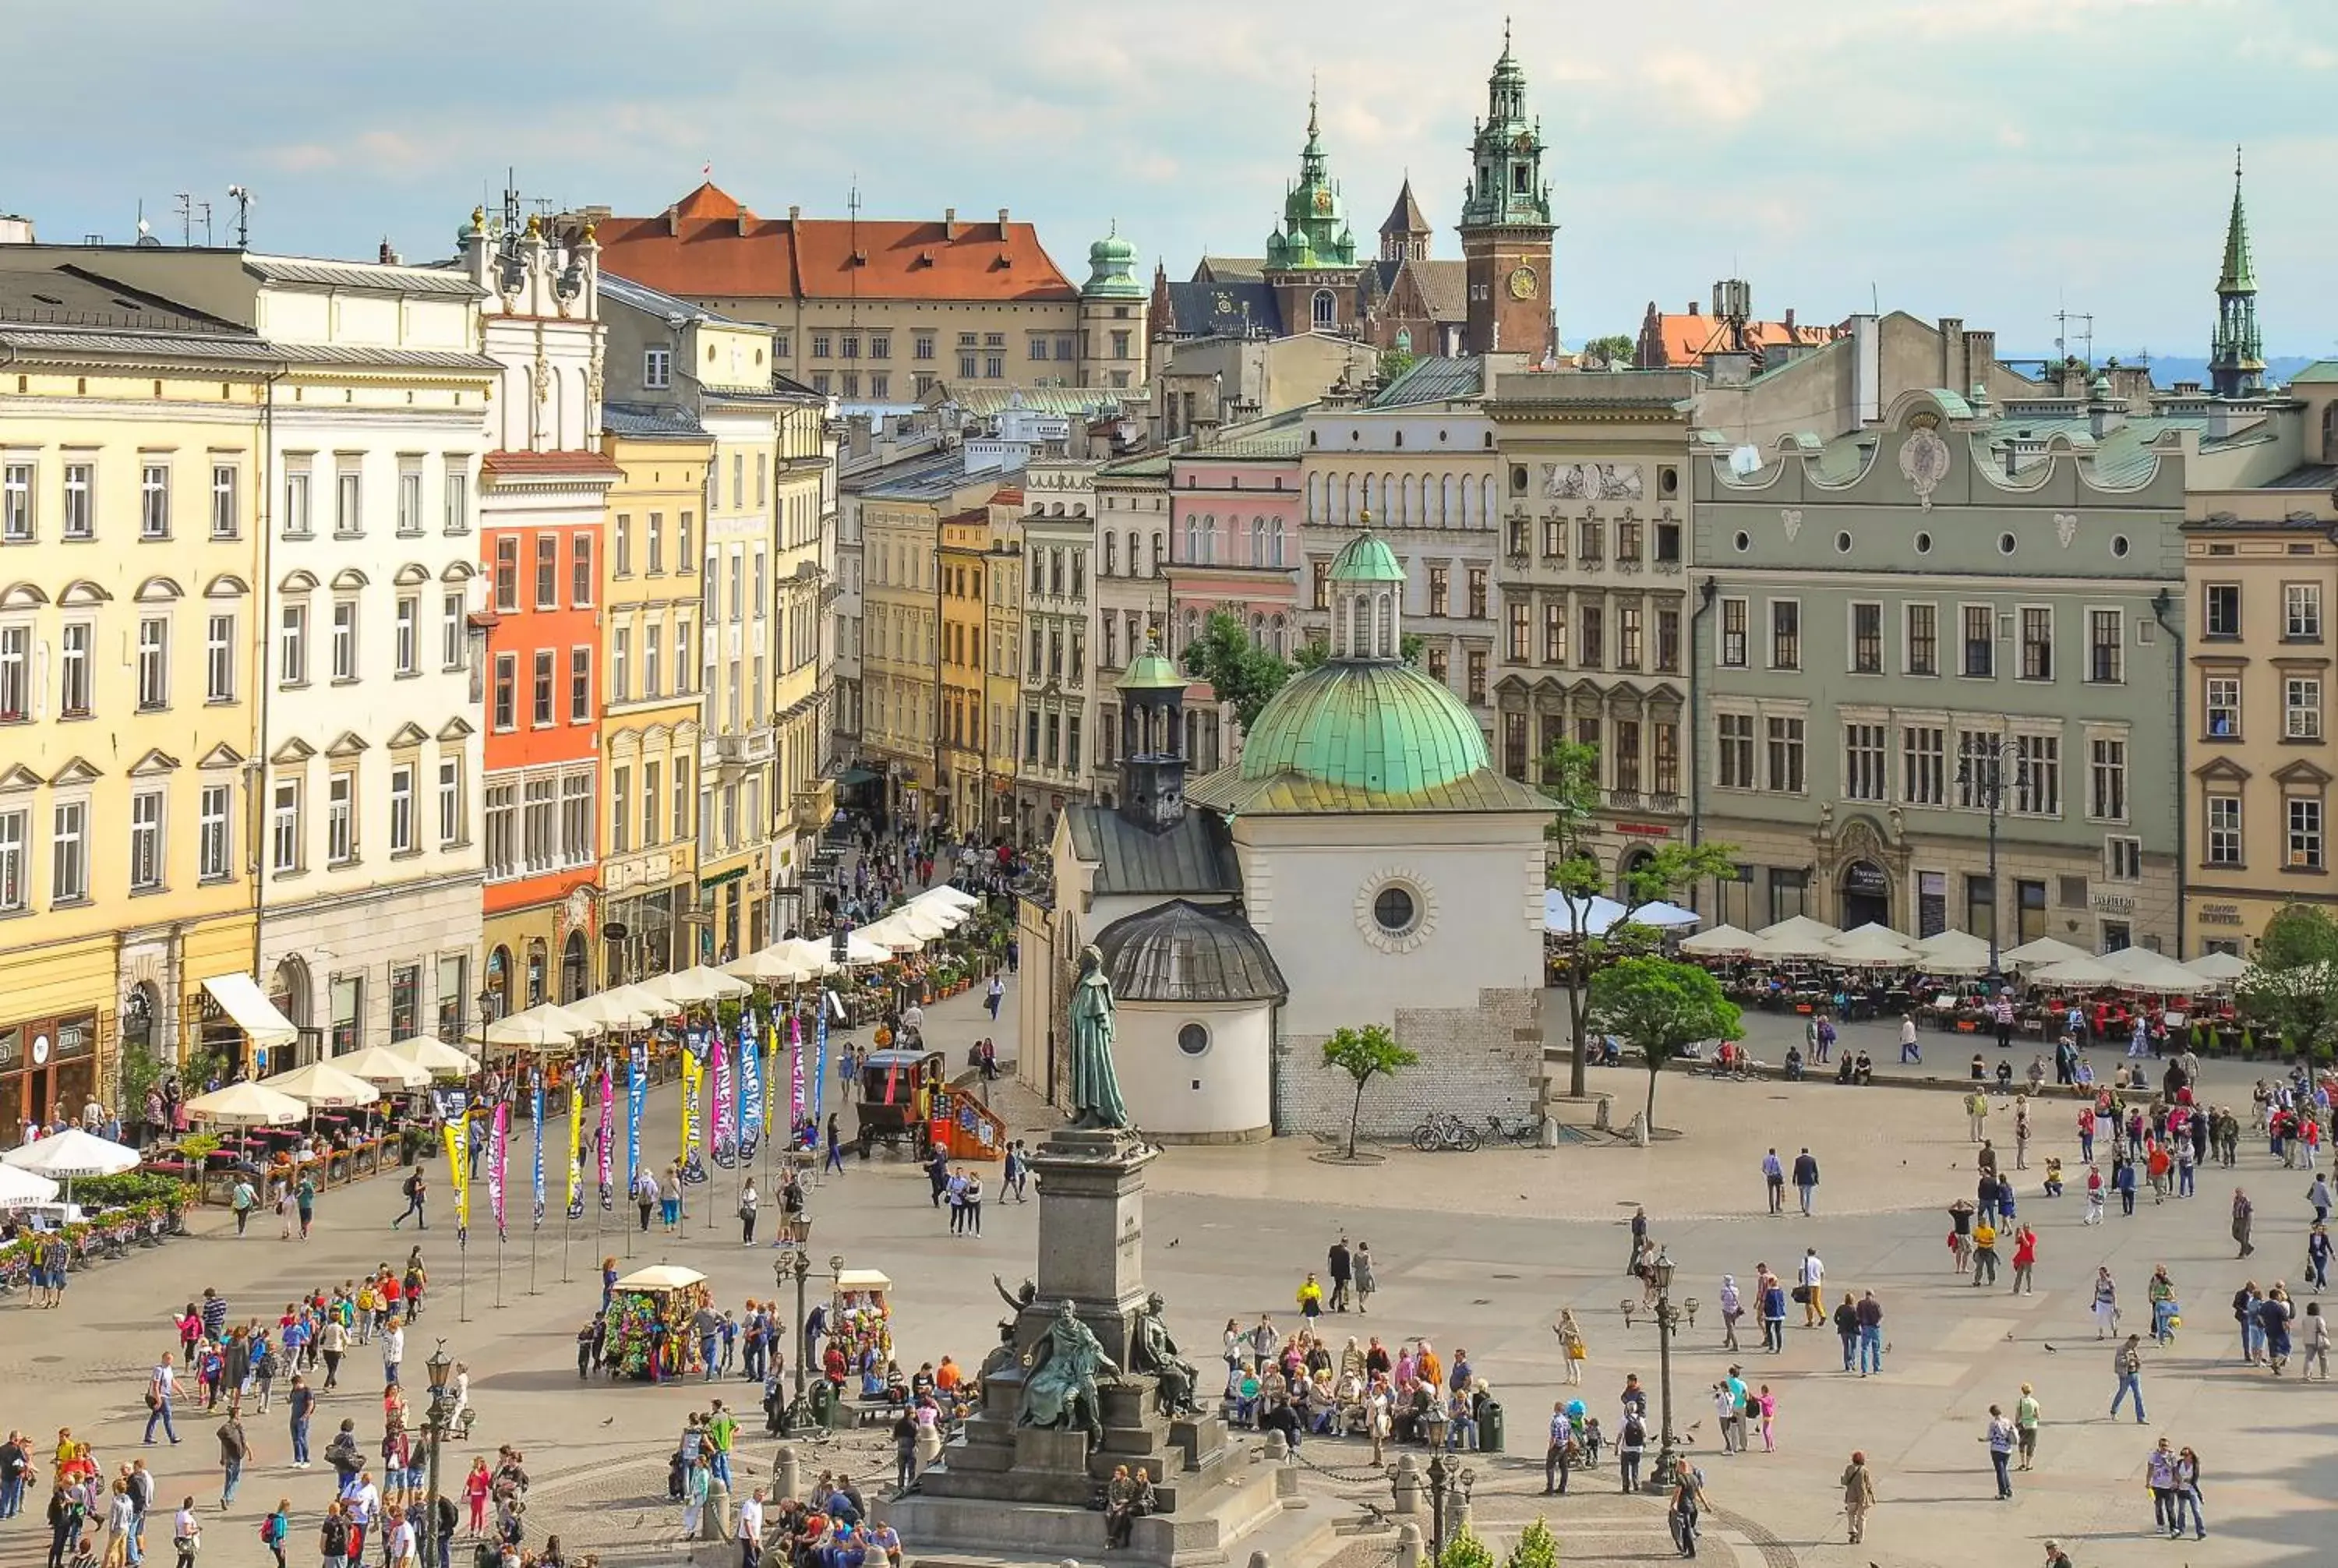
(2008, 1225, 2038, 1295)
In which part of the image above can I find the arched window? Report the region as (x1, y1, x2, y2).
(1480, 475, 1496, 518)
(1342, 473, 1357, 524)
(1103, 532, 1118, 576)
(1151, 531, 1165, 575)
(1348, 595, 1367, 656)
(1251, 613, 1266, 647)
(1250, 516, 1266, 567)
(1440, 474, 1454, 526)
(1306, 472, 1323, 523)
(1272, 613, 1287, 660)
(1269, 516, 1286, 567)
(1312, 289, 1336, 329)
(1376, 592, 1394, 658)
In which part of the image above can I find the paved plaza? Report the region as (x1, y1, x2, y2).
(0, 978, 2326, 1568)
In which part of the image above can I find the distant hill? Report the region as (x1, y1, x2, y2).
(2003, 352, 2323, 388)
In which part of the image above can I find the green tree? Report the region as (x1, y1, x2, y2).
(1379, 347, 1418, 384)
(2237, 903, 2338, 1057)
(1540, 740, 1739, 1098)
(1320, 1023, 1419, 1160)
(1182, 609, 1294, 732)
(1436, 1529, 1496, 1568)
(1589, 955, 1742, 1130)
(118, 1040, 168, 1116)
(1580, 334, 1635, 369)
(1503, 1518, 1559, 1568)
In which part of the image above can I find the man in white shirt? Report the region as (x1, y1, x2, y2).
(381, 1321, 404, 1387)
(1797, 1250, 1825, 1329)
(736, 1488, 767, 1568)
(143, 1354, 180, 1445)
(386, 1504, 416, 1568)
(347, 1472, 381, 1560)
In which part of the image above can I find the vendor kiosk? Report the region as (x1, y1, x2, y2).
(603, 1263, 712, 1381)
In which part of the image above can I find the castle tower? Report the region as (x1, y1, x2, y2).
(1262, 86, 1362, 336)
(1458, 22, 1555, 357)
(2209, 147, 2265, 399)
(1077, 221, 1148, 390)
(1379, 178, 1431, 263)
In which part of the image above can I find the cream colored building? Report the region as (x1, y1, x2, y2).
(0, 260, 276, 1116)
(1090, 452, 1173, 808)
(1015, 455, 1100, 842)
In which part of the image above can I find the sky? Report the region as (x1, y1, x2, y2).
(11, 0, 2336, 359)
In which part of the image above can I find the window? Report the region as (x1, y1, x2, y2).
(1902, 724, 1945, 807)
(330, 599, 357, 682)
(484, 782, 517, 879)
(673, 757, 690, 843)
(2203, 582, 2241, 638)
(1542, 599, 1566, 665)
(572, 535, 594, 606)
(2206, 793, 2242, 867)
(1906, 603, 1938, 676)
(207, 613, 235, 701)
(1844, 722, 1887, 801)
(2089, 609, 2123, 683)
(612, 765, 631, 855)
(0, 807, 20, 910)
(2088, 736, 2128, 821)
(1578, 602, 1604, 668)
(570, 646, 592, 722)
(4, 461, 36, 541)
(532, 650, 555, 726)
(1965, 874, 1995, 945)
(1467, 568, 1488, 620)
(1768, 601, 1800, 669)
(270, 779, 301, 873)
(641, 760, 660, 849)
(561, 773, 593, 867)
(1466, 649, 1488, 703)
(674, 620, 690, 694)
(1719, 598, 1747, 667)
(51, 800, 87, 902)
(389, 765, 415, 854)
(0, 626, 25, 722)
(438, 760, 461, 846)
(2105, 835, 2142, 881)
(441, 592, 465, 671)
(2291, 796, 2326, 870)
(1654, 722, 1680, 794)
(1962, 605, 1994, 676)
(1617, 604, 1643, 669)
(2019, 606, 2053, 680)
(1956, 731, 2001, 810)
(811, 335, 832, 361)
(614, 514, 631, 576)
(443, 467, 468, 534)
(492, 652, 517, 729)
(327, 772, 355, 865)
(870, 334, 890, 360)
(385, 468, 419, 542)
(1541, 517, 1563, 560)
(1717, 712, 1755, 789)
(914, 333, 934, 361)
(136, 616, 170, 710)
(390, 595, 417, 676)
(1765, 715, 1806, 793)
(279, 604, 308, 686)
(524, 777, 556, 872)
(2288, 582, 2323, 641)
(53, 622, 88, 717)
(198, 784, 231, 881)
(1851, 602, 1882, 673)
(985, 355, 1004, 380)
(129, 789, 164, 891)
(62, 464, 90, 540)
(643, 347, 671, 389)
(1577, 517, 1604, 561)
(613, 627, 630, 703)
(2013, 732, 2061, 817)
(493, 536, 518, 611)
(1507, 602, 1531, 661)
(2205, 674, 2241, 738)
(283, 463, 312, 538)
(140, 462, 170, 539)
(1428, 566, 1450, 619)
(534, 535, 556, 609)
(2289, 677, 2324, 740)
(334, 464, 360, 537)
(648, 513, 665, 574)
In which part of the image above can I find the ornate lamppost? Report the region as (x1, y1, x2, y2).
(1954, 736, 2009, 987)
(418, 1343, 454, 1568)
(772, 1245, 846, 1435)
(1648, 1248, 1681, 1491)
(1424, 1449, 1474, 1559)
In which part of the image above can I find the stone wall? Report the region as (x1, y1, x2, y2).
(1274, 985, 1542, 1139)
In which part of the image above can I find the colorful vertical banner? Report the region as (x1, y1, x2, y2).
(789, 1015, 806, 1131)
(530, 1075, 546, 1227)
(813, 1009, 829, 1126)
(489, 1101, 510, 1239)
(765, 1021, 780, 1137)
(566, 1074, 584, 1218)
(680, 1044, 704, 1161)
(442, 1114, 471, 1235)
(710, 1025, 733, 1155)
(625, 1044, 645, 1199)
(739, 1019, 764, 1157)
(599, 1065, 616, 1207)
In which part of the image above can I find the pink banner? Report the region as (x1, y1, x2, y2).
(597, 1068, 614, 1192)
(489, 1100, 509, 1237)
(711, 1030, 733, 1151)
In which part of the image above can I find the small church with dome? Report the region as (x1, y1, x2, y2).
(1016, 528, 1551, 1141)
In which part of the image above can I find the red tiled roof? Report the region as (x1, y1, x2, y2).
(1643, 309, 1842, 366)
(482, 448, 624, 479)
(595, 182, 1077, 305)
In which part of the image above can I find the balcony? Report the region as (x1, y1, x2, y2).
(704, 727, 775, 770)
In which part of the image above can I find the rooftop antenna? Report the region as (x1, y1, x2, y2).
(173, 192, 193, 246)
(227, 185, 254, 249)
(197, 201, 214, 248)
(847, 175, 861, 336)
(2052, 307, 2095, 369)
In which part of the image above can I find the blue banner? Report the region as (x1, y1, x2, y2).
(530, 1075, 546, 1228)
(626, 1041, 646, 1199)
(739, 1015, 764, 1160)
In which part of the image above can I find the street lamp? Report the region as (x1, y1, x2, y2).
(1954, 736, 2010, 987)
(419, 1342, 454, 1568)
(1648, 1248, 1681, 1493)
(772, 1239, 846, 1436)
(1424, 1449, 1474, 1559)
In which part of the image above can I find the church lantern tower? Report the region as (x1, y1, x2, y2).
(1263, 87, 1362, 337)
(2209, 147, 2265, 400)
(1458, 23, 1555, 357)
(1116, 636, 1190, 832)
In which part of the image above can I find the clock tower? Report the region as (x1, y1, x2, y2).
(1458, 23, 1554, 358)
(1262, 87, 1363, 337)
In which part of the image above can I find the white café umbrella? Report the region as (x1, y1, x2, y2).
(1759, 913, 1844, 945)
(2184, 950, 2252, 984)
(859, 913, 942, 952)
(182, 1081, 306, 1128)
(386, 1037, 481, 1078)
(2100, 945, 2218, 992)
(477, 1001, 600, 1051)
(0, 1164, 59, 1210)
(1828, 923, 1922, 966)
(3, 1126, 139, 1206)
(728, 946, 825, 986)
(563, 986, 673, 1033)
(2030, 954, 2125, 988)
(818, 931, 895, 966)
(613, 1263, 707, 1291)
(331, 1046, 434, 1091)
(1758, 927, 1838, 962)
(260, 1061, 383, 1108)
(1913, 929, 1995, 974)
(2002, 936, 2090, 969)
(647, 966, 751, 1007)
(1679, 923, 1764, 957)
(909, 885, 980, 912)
(1634, 900, 1704, 930)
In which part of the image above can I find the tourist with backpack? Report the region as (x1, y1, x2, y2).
(393, 1169, 427, 1231)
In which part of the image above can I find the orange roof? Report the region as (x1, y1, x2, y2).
(1643, 307, 1842, 366)
(594, 182, 1076, 305)
(482, 448, 623, 479)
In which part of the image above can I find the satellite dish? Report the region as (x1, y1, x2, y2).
(1728, 444, 1762, 478)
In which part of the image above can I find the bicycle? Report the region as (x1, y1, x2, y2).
(1485, 1114, 1542, 1146)
(1411, 1113, 1482, 1153)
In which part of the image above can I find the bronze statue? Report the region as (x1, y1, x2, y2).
(1129, 1291, 1199, 1416)
(1067, 945, 1130, 1129)
(1018, 1298, 1118, 1440)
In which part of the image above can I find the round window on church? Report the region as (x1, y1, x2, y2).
(1372, 885, 1419, 935)
(1177, 1023, 1210, 1058)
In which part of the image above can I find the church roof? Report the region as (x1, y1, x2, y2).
(1094, 899, 1287, 1005)
(1328, 530, 1404, 583)
(1231, 660, 1489, 796)
(1380, 178, 1431, 238)
(1064, 803, 1241, 899)
(1119, 641, 1188, 693)
(1187, 765, 1549, 818)
(1160, 279, 1283, 339)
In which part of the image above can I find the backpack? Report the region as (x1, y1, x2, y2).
(404, 1172, 422, 1199)
(260, 1513, 284, 1545)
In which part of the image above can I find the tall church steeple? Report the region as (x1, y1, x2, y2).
(2209, 147, 2265, 398)
(1458, 20, 1556, 357)
(1263, 79, 1362, 335)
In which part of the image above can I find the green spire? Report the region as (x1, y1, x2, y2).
(1267, 77, 1357, 273)
(2210, 144, 2264, 398)
(2217, 145, 2255, 293)
(1460, 23, 1549, 231)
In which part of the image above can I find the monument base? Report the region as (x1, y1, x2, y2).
(893, 1445, 1285, 1568)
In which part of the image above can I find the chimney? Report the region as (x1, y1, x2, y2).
(998, 208, 1011, 230)
(1937, 317, 1964, 391)
(1783, 307, 1796, 333)
(1686, 300, 1700, 316)
(1850, 313, 1881, 426)
(1965, 328, 1997, 390)
(377, 237, 399, 266)
(943, 207, 958, 240)
(665, 203, 680, 236)
(788, 204, 801, 221)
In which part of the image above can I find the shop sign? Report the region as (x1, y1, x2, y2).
(2196, 902, 2245, 927)
(53, 1014, 95, 1061)
(1614, 822, 1676, 839)
(0, 1028, 16, 1069)
(2091, 893, 2136, 915)
(1842, 860, 1891, 898)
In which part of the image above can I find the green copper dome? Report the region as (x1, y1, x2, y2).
(1082, 222, 1145, 301)
(1120, 645, 1187, 692)
(1237, 662, 1489, 793)
(1329, 528, 1404, 583)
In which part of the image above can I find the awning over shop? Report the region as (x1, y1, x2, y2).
(835, 767, 879, 788)
(200, 973, 298, 1047)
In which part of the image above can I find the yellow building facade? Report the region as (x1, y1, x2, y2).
(0, 268, 274, 1123)
(769, 396, 831, 931)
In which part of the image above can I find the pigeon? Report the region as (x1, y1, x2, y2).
(2005, 1330, 2015, 1341)
(2043, 1344, 2058, 1354)
(1166, 1238, 1179, 1248)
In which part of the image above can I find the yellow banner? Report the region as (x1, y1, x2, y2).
(442, 1114, 470, 1231)
(566, 1081, 584, 1210)
(681, 1047, 702, 1159)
